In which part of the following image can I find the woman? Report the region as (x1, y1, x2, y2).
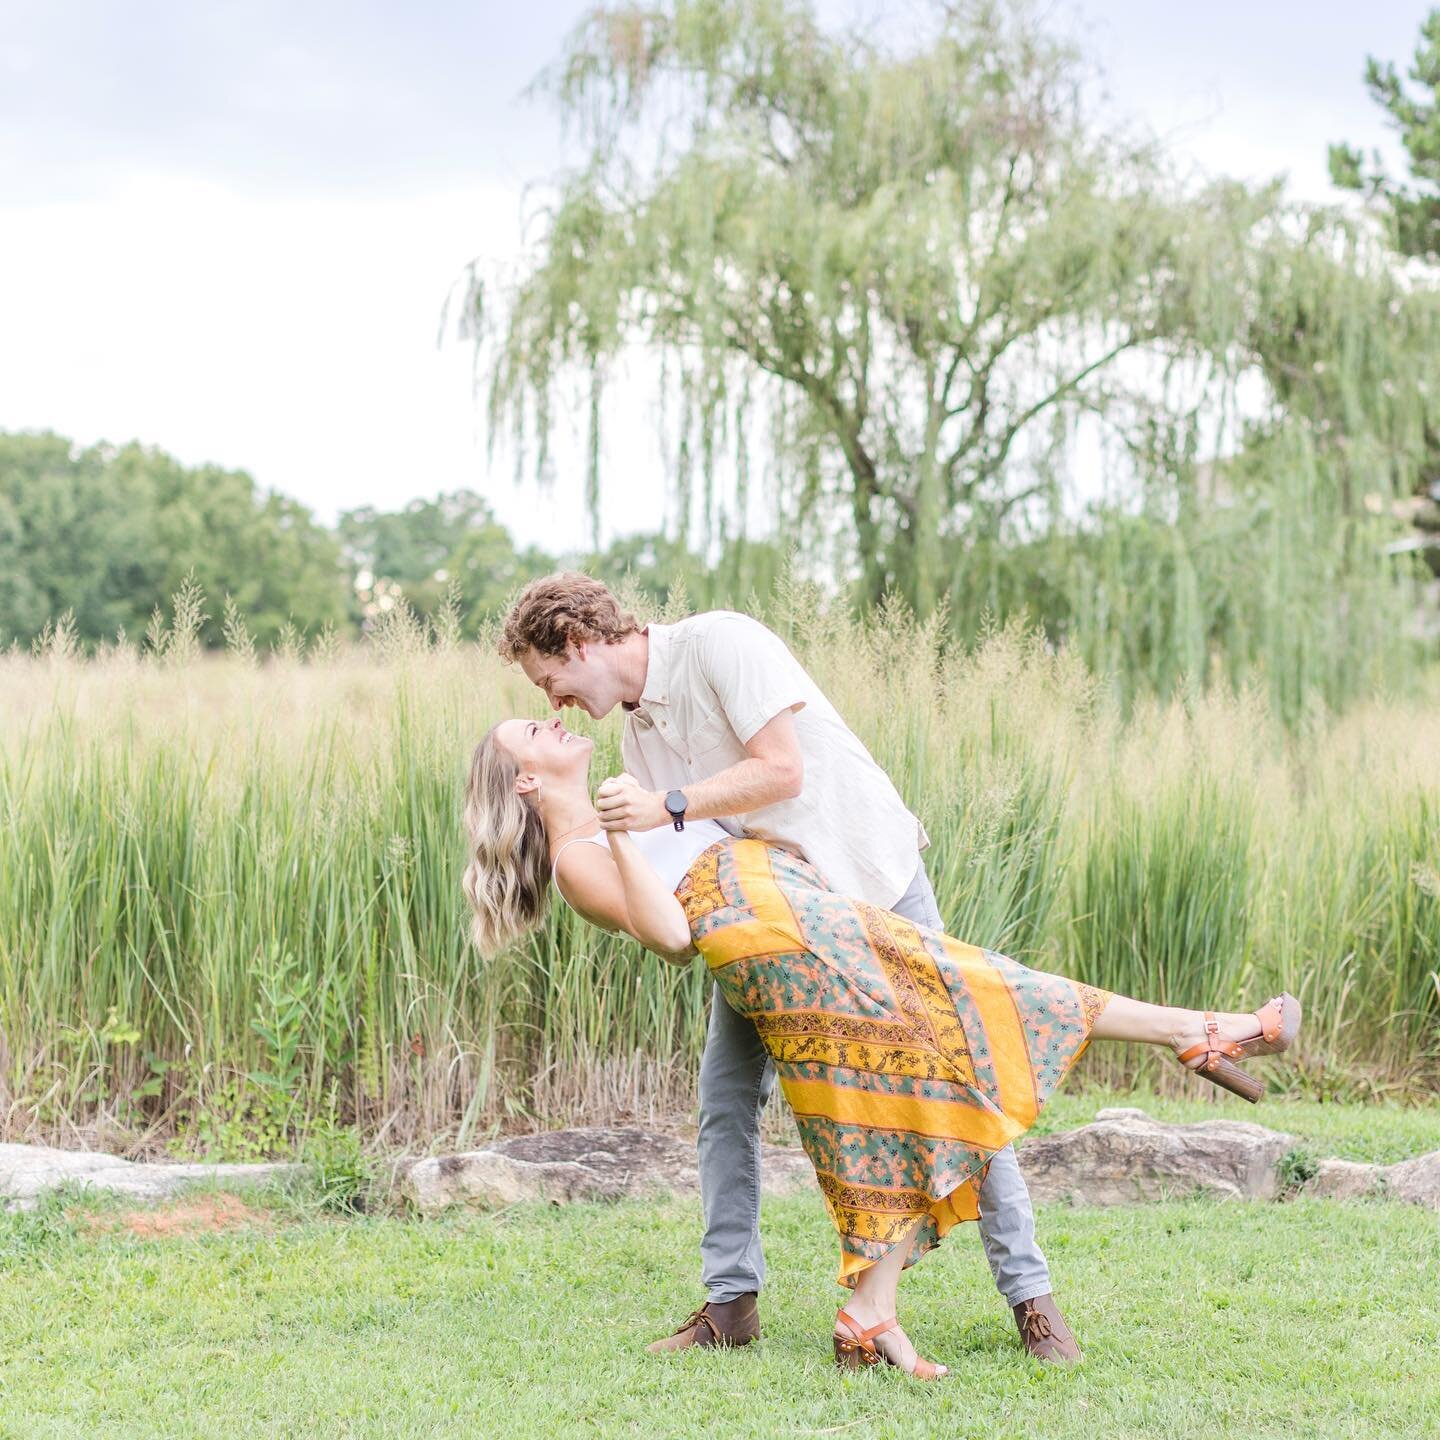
(463, 717, 1300, 1380)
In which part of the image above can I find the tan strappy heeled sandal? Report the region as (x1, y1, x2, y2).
(833, 1308, 948, 1381)
(1175, 992, 1301, 1103)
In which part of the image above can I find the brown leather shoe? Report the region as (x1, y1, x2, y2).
(647, 1294, 761, 1354)
(1013, 1294, 1082, 1363)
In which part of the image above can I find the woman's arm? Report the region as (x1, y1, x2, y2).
(554, 838, 696, 964)
(607, 832, 696, 958)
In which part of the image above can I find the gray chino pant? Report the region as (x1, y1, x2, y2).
(697, 854, 1052, 1308)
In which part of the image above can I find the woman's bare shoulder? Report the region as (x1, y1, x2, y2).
(553, 839, 625, 931)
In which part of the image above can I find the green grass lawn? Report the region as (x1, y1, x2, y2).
(1, 1180, 1436, 1439)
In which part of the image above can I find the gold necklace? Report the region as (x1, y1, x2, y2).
(550, 813, 601, 846)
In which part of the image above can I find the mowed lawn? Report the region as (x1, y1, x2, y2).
(1, 1176, 1437, 1440)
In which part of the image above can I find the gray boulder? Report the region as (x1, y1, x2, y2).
(1015, 1107, 1298, 1206)
(1306, 1158, 1387, 1201)
(1306, 1149, 1440, 1210)
(1385, 1150, 1440, 1209)
(406, 1110, 1310, 1216)
(0, 1142, 302, 1211)
(402, 1126, 815, 1214)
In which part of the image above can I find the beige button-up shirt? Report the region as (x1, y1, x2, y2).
(620, 611, 928, 908)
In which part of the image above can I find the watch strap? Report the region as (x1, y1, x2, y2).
(664, 789, 687, 831)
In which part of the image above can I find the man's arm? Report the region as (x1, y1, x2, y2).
(596, 709, 803, 832)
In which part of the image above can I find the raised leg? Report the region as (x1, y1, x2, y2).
(1090, 993, 1263, 1048)
(1087, 991, 1300, 1103)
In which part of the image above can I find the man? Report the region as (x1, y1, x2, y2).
(499, 572, 1081, 1363)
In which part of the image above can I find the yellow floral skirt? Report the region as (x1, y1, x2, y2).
(676, 838, 1110, 1285)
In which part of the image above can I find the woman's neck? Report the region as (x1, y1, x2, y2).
(539, 782, 600, 851)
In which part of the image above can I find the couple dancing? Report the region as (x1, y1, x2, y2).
(463, 574, 1300, 1379)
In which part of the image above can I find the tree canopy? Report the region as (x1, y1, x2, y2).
(469, 0, 1440, 716)
(0, 430, 789, 654)
(474, 0, 1390, 610)
(1330, 9, 1440, 260)
(0, 432, 349, 650)
(337, 490, 554, 634)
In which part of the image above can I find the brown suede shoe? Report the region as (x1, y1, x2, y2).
(1012, 1294, 1082, 1363)
(647, 1294, 761, 1354)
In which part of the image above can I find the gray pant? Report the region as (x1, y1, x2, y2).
(697, 856, 1052, 1307)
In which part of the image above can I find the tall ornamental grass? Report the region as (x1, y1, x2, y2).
(1, 586, 1437, 1155)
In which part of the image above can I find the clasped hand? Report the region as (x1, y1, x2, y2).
(595, 773, 667, 832)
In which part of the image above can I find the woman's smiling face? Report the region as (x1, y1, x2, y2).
(494, 715, 594, 791)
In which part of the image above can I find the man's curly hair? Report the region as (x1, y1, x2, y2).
(498, 572, 641, 662)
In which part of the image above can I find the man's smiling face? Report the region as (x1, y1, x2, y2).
(518, 640, 622, 719)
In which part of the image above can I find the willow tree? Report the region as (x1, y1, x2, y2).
(474, 0, 1294, 612)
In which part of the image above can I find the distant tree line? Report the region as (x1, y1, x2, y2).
(0, 428, 788, 653)
(0, 431, 347, 650)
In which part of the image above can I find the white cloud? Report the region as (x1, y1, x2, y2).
(0, 171, 677, 551)
(0, 0, 1424, 559)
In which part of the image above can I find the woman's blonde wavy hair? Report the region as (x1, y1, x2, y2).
(461, 725, 552, 955)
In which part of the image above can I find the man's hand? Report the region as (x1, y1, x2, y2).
(596, 773, 670, 832)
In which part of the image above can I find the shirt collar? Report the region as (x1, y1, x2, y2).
(637, 621, 671, 708)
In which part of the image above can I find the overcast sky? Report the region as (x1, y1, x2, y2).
(0, 1, 1429, 552)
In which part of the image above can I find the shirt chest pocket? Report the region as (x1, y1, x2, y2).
(684, 707, 739, 769)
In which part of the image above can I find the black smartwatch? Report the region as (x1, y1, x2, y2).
(664, 789, 688, 831)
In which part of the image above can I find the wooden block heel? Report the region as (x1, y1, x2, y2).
(1192, 1052, 1265, 1102)
(833, 1333, 882, 1370)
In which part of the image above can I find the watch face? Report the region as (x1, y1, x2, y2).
(665, 790, 686, 815)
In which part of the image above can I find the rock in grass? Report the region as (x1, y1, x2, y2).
(1306, 1150, 1440, 1209)
(1384, 1150, 1440, 1209)
(1016, 1108, 1299, 1205)
(0, 1142, 303, 1211)
(402, 1127, 815, 1214)
(10, 1118, 1434, 1219)
(1307, 1158, 1387, 1201)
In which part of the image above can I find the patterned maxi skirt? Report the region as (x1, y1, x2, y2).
(675, 837, 1112, 1286)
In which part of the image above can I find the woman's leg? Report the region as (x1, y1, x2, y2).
(1089, 994, 1265, 1063)
(836, 1219, 947, 1376)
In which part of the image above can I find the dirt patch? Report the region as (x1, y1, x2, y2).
(77, 1192, 270, 1239)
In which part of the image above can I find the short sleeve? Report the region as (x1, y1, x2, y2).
(693, 614, 809, 745)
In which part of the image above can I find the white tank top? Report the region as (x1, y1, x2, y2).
(551, 818, 731, 903)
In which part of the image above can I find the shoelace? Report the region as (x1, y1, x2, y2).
(1020, 1307, 1054, 1342)
(677, 1309, 721, 1342)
